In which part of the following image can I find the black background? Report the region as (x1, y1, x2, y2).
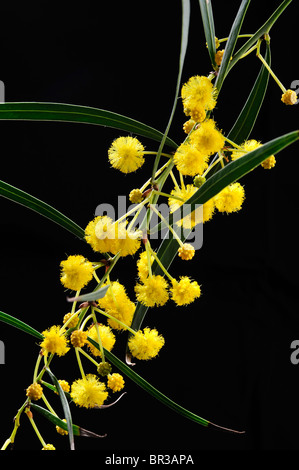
(0, 0, 298, 454)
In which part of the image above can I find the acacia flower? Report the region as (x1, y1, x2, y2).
(70, 374, 108, 408)
(170, 277, 201, 306)
(281, 89, 297, 105)
(173, 142, 210, 176)
(60, 255, 94, 291)
(26, 383, 43, 401)
(42, 444, 56, 450)
(63, 312, 79, 329)
(135, 275, 169, 307)
(178, 243, 195, 260)
(56, 419, 68, 436)
(230, 139, 262, 161)
(57, 380, 70, 393)
(168, 184, 201, 228)
(107, 373, 125, 393)
(108, 136, 145, 173)
(87, 323, 116, 357)
(40, 325, 70, 357)
(97, 281, 135, 330)
(181, 75, 217, 121)
(70, 330, 88, 348)
(189, 119, 225, 157)
(261, 155, 276, 169)
(129, 188, 144, 204)
(85, 216, 115, 253)
(214, 182, 245, 213)
(128, 328, 165, 360)
(136, 250, 154, 282)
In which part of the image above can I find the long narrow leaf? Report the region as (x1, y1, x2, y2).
(46, 368, 75, 450)
(215, 0, 251, 93)
(0, 179, 85, 239)
(199, 0, 217, 68)
(0, 102, 178, 149)
(0, 310, 43, 340)
(88, 337, 244, 433)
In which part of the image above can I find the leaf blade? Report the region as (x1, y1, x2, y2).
(199, 0, 217, 68)
(0, 310, 43, 340)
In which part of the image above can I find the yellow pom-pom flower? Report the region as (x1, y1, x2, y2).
(63, 312, 79, 329)
(70, 330, 88, 348)
(230, 139, 262, 161)
(189, 119, 225, 157)
(56, 419, 68, 436)
(40, 325, 70, 357)
(70, 374, 108, 409)
(178, 243, 195, 260)
(135, 275, 169, 307)
(129, 188, 144, 204)
(170, 277, 201, 306)
(108, 136, 145, 173)
(136, 250, 154, 282)
(26, 383, 43, 401)
(173, 142, 210, 176)
(97, 281, 135, 330)
(57, 380, 70, 394)
(42, 444, 56, 450)
(183, 119, 196, 134)
(107, 373, 125, 393)
(261, 155, 276, 169)
(181, 75, 217, 121)
(60, 255, 94, 291)
(87, 323, 116, 357)
(215, 49, 225, 66)
(128, 328, 165, 360)
(281, 89, 298, 105)
(214, 182, 245, 213)
(168, 184, 201, 229)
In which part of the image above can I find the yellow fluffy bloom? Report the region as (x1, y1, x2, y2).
(281, 89, 298, 105)
(214, 182, 245, 213)
(181, 75, 216, 121)
(178, 243, 195, 260)
(97, 281, 135, 330)
(230, 139, 262, 161)
(40, 325, 70, 357)
(189, 119, 225, 157)
(136, 250, 154, 282)
(70, 330, 88, 348)
(42, 444, 56, 450)
(215, 49, 225, 66)
(107, 373, 125, 393)
(26, 383, 43, 401)
(56, 419, 68, 436)
(261, 155, 276, 169)
(57, 380, 70, 394)
(170, 277, 201, 306)
(129, 188, 144, 204)
(135, 275, 169, 307)
(70, 374, 108, 409)
(60, 255, 94, 291)
(87, 323, 116, 357)
(183, 119, 196, 134)
(173, 142, 210, 176)
(108, 136, 145, 173)
(128, 328, 165, 360)
(63, 312, 79, 329)
(168, 184, 201, 228)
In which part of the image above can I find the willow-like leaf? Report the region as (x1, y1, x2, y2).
(0, 310, 43, 340)
(46, 368, 75, 450)
(215, 0, 251, 93)
(0, 102, 178, 149)
(30, 403, 106, 438)
(67, 284, 110, 303)
(0, 179, 85, 239)
(199, 0, 217, 68)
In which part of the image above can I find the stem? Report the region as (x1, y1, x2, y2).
(94, 307, 137, 336)
(143, 151, 172, 158)
(153, 190, 184, 202)
(91, 309, 105, 362)
(256, 39, 286, 92)
(25, 408, 47, 448)
(75, 348, 86, 379)
(149, 204, 184, 248)
(147, 245, 175, 282)
(41, 394, 57, 416)
(145, 239, 153, 277)
(33, 351, 43, 383)
(1, 400, 28, 449)
(77, 347, 100, 368)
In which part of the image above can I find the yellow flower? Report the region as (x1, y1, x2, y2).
(281, 89, 297, 105)
(63, 312, 79, 329)
(173, 142, 210, 176)
(26, 383, 43, 401)
(128, 328, 165, 360)
(230, 139, 262, 161)
(136, 250, 154, 282)
(60, 255, 94, 291)
(57, 380, 70, 394)
(87, 323, 116, 357)
(170, 277, 201, 306)
(40, 326, 70, 356)
(70, 330, 88, 348)
(107, 373, 125, 393)
(202, 198, 216, 223)
(261, 155, 276, 169)
(42, 444, 56, 450)
(183, 119, 196, 134)
(97, 281, 135, 330)
(181, 75, 217, 121)
(108, 222, 142, 257)
(178, 243, 195, 260)
(168, 184, 201, 228)
(189, 119, 225, 157)
(135, 275, 169, 307)
(70, 374, 108, 409)
(215, 49, 225, 66)
(214, 182, 245, 213)
(108, 136, 145, 173)
(129, 188, 144, 204)
(56, 419, 68, 436)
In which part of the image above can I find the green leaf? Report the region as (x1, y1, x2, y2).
(215, 0, 251, 93)
(0, 102, 178, 149)
(88, 337, 243, 433)
(46, 368, 75, 450)
(226, 41, 271, 145)
(30, 403, 106, 438)
(199, 0, 217, 68)
(228, 0, 293, 72)
(0, 179, 85, 239)
(0, 310, 43, 340)
(67, 284, 110, 303)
